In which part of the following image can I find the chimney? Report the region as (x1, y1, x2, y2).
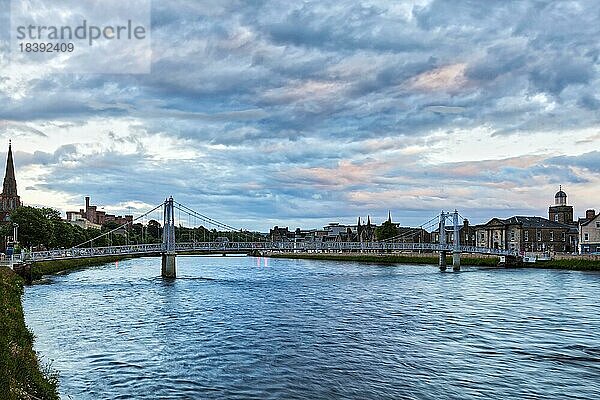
(85, 196, 90, 210)
(463, 218, 469, 229)
(586, 209, 596, 220)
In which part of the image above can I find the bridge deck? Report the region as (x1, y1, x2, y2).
(19, 241, 517, 262)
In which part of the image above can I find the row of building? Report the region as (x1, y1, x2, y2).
(270, 189, 600, 255)
(0, 141, 598, 254)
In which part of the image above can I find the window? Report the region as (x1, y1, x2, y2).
(584, 233, 589, 241)
(510, 230, 515, 241)
(596, 222, 600, 228)
(562, 233, 566, 241)
(480, 233, 485, 240)
(537, 231, 541, 241)
(554, 215, 559, 222)
(550, 232, 554, 242)
(524, 231, 529, 241)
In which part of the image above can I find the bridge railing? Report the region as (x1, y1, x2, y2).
(22, 240, 517, 262)
(23, 243, 165, 262)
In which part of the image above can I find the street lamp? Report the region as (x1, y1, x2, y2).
(12, 223, 18, 243)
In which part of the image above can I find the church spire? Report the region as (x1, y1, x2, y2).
(387, 210, 392, 223)
(3, 140, 17, 196)
(0, 140, 21, 217)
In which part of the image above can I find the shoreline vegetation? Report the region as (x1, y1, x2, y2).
(0, 267, 59, 400)
(30, 255, 142, 280)
(267, 252, 600, 271)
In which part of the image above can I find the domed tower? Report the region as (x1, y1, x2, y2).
(549, 185, 574, 225)
(554, 187, 567, 206)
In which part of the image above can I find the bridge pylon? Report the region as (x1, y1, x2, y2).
(439, 211, 447, 271)
(161, 196, 176, 278)
(452, 210, 461, 271)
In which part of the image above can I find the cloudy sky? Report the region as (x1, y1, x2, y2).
(1, 0, 599, 231)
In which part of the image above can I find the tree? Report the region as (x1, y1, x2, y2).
(147, 220, 161, 239)
(375, 220, 399, 241)
(10, 206, 54, 248)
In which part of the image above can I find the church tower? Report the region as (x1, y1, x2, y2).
(548, 185, 574, 225)
(0, 141, 21, 221)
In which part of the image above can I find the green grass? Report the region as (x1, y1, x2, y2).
(0, 267, 59, 400)
(31, 255, 140, 280)
(269, 252, 500, 267)
(529, 259, 600, 271)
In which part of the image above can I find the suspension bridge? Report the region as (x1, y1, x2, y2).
(15, 197, 520, 277)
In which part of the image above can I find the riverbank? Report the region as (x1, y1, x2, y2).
(529, 258, 600, 271)
(268, 252, 600, 270)
(31, 255, 141, 280)
(268, 252, 500, 266)
(0, 267, 59, 399)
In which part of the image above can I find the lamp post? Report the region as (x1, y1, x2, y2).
(13, 223, 18, 243)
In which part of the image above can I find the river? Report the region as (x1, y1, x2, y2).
(22, 256, 600, 399)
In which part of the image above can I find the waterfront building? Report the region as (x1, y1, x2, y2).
(579, 209, 600, 253)
(475, 216, 577, 253)
(0, 141, 22, 222)
(66, 196, 133, 229)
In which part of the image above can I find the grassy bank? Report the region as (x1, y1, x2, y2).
(0, 267, 59, 400)
(529, 259, 600, 271)
(31, 255, 142, 280)
(270, 252, 600, 271)
(268, 252, 499, 267)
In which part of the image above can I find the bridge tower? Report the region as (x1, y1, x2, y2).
(439, 211, 447, 271)
(162, 196, 176, 278)
(452, 210, 461, 271)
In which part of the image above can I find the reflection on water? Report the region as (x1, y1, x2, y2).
(23, 256, 600, 399)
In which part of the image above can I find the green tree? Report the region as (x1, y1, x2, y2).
(375, 220, 399, 241)
(10, 207, 54, 248)
(49, 220, 74, 248)
(147, 220, 161, 239)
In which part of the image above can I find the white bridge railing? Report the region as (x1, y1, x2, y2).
(21, 241, 517, 262)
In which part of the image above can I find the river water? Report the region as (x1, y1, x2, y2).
(22, 256, 600, 399)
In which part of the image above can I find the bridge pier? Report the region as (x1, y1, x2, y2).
(439, 251, 447, 271)
(452, 252, 460, 271)
(161, 253, 176, 278)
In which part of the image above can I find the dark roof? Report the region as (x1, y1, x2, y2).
(507, 216, 574, 229)
(480, 216, 573, 229)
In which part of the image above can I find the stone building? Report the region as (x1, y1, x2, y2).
(475, 216, 577, 253)
(269, 226, 294, 242)
(579, 209, 600, 254)
(66, 196, 133, 229)
(0, 141, 22, 222)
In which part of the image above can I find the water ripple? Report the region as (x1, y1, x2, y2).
(22, 257, 600, 399)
